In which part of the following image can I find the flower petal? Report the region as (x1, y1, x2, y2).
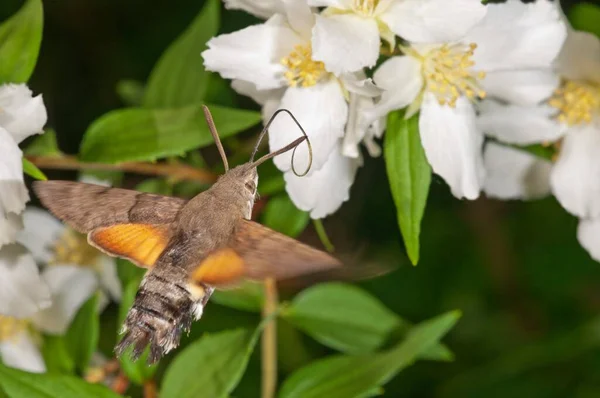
(551, 124, 600, 219)
(223, 0, 284, 19)
(577, 218, 600, 263)
(231, 79, 285, 107)
(284, 144, 360, 219)
(0, 331, 45, 373)
(0, 84, 47, 144)
(307, 0, 350, 7)
(467, 0, 567, 71)
(0, 244, 51, 318)
(483, 143, 552, 200)
(269, 79, 347, 173)
(483, 69, 560, 106)
(202, 16, 301, 90)
(419, 92, 483, 199)
(97, 256, 122, 302)
(0, 127, 29, 222)
(364, 56, 422, 126)
(342, 92, 382, 158)
(380, 0, 486, 43)
(557, 29, 600, 82)
(0, 213, 23, 249)
(478, 100, 565, 145)
(18, 207, 64, 263)
(283, 0, 314, 38)
(31, 265, 97, 334)
(312, 14, 380, 75)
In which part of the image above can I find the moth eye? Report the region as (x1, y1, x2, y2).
(245, 181, 256, 193)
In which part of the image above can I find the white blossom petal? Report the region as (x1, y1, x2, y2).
(365, 56, 422, 126)
(223, 0, 283, 19)
(0, 128, 29, 226)
(478, 100, 565, 145)
(307, 0, 349, 7)
(31, 265, 97, 334)
(97, 256, 122, 302)
(419, 92, 483, 199)
(284, 144, 359, 219)
(202, 16, 300, 90)
(380, 0, 486, 43)
(551, 124, 600, 219)
(18, 207, 64, 263)
(557, 29, 600, 82)
(0, 213, 23, 249)
(283, 0, 314, 38)
(0, 331, 45, 373)
(577, 218, 600, 263)
(467, 0, 567, 72)
(483, 69, 560, 106)
(342, 92, 380, 158)
(0, 84, 47, 144)
(0, 244, 51, 318)
(269, 79, 347, 173)
(483, 143, 552, 200)
(312, 14, 380, 75)
(341, 73, 381, 98)
(231, 79, 285, 106)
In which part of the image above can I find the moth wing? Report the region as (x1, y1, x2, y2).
(189, 219, 342, 287)
(34, 180, 186, 268)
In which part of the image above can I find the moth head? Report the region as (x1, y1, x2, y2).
(226, 163, 259, 199)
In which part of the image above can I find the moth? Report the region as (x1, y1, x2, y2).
(33, 106, 342, 364)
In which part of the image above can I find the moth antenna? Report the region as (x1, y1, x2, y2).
(202, 105, 229, 172)
(250, 109, 313, 176)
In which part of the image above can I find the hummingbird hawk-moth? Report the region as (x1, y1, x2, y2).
(33, 106, 343, 364)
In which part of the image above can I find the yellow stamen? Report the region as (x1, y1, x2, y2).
(353, 0, 378, 15)
(548, 80, 600, 126)
(0, 316, 28, 342)
(281, 44, 326, 88)
(422, 43, 486, 108)
(51, 229, 100, 268)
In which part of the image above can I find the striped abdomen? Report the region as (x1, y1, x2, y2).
(115, 264, 213, 364)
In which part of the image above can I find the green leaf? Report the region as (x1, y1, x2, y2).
(116, 80, 145, 106)
(79, 104, 261, 163)
(143, 0, 219, 107)
(117, 278, 158, 384)
(135, 178, 173, 195)
(384, 110, 431, 265)
(212, 281, 264, 312)
(22, 158, 46, 180)
(283, 283, 404, 354)
(160, 328, 259, 398)
(41, 335, 75, 375)
(0, 0, 43, 84)
(65, 294, 99, 372)
(279, 310, 461, 398)
(116, 258, 146, 288)
(569, 3, 600, 38)
(0, 363, 120, 398)
(261, 194, 309, 238)
(24, 130, 61, 157)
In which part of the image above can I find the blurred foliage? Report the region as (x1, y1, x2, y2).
(1, 0, 600, 397)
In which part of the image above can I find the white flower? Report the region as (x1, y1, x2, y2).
(0, 84, 47, 248)
(0, 245, 51, 319)
(0, 263, 96, 373)
(309, 0, 487, 74)
(479, 19, 600, 220)
(18, 206, 122, 305)
(366, 0, 566, 200)
(203, 2, 382, 218)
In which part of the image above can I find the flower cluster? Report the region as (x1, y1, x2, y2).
(205, 0, 567, 219)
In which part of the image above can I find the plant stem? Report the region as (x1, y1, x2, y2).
(111, 371, 129, 395)
(261, 277, 278, 398)
(313, 219, 335, 253)
(26, 155, 217, 183)
(143, 379, 157, 398)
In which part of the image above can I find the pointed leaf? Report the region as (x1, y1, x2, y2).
(279, 311, 461, 398)
(22, 158, 46, 180)
(24, 130, 61, 157)
(0, 0, 43, 84)
(79, 104, 261, 163)
(41, 335, 75, 375)
(65, 294, 99, 372)
(212, 280, 264, 312)
(0, 364, 120, 398)
(143, 0, 219, 107)
(160, 328, 259, 398)
(384, 111, 431, 265)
